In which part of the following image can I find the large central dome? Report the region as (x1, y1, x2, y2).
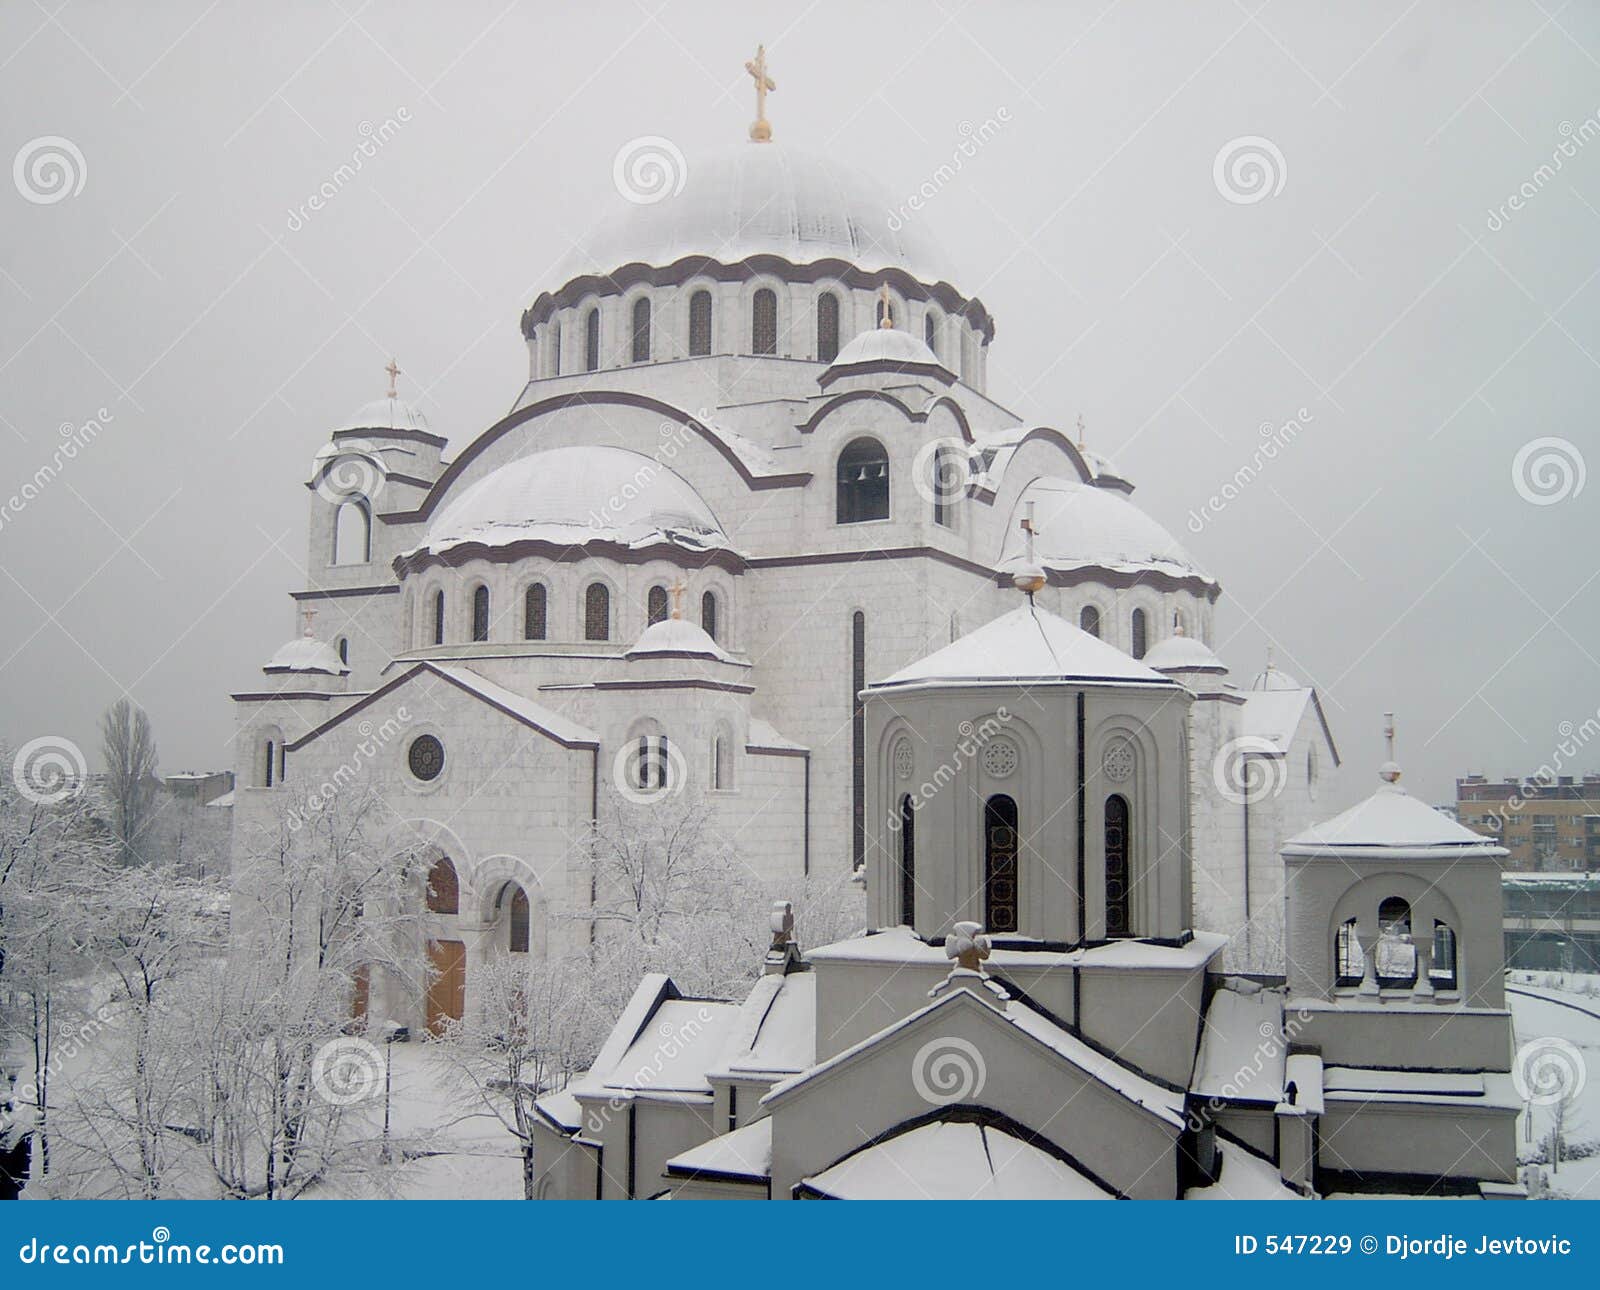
(555, 144, 951, 286)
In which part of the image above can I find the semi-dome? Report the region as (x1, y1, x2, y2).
(336, 396, 431, 435)
(997, 477, 1215, 589)
(264, 636, 348, 676)
(626, 615, 734, 663)
(820, 327, 953, 388)
(1250, 663, 1303, 691)
(1144, 633, 1227, 675)
(406, 445, 732, 560)
(555, 144, 950, 286)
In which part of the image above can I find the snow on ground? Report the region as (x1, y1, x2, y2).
(1508, 974, 1600, 1199)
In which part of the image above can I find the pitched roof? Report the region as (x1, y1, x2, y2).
(1285, 777, 1505, 857)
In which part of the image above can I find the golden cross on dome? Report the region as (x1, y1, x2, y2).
(1076, 412, 1086, 451)
(384, 358, 401, 400)
(878, 282, 894, 329)
(300, 605, 317, 637)
(745, 44, 776, 142)
(1019, 501, 1038, 561)
(668, 578, 687, 619)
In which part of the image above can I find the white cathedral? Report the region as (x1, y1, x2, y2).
(230, 57, 1522, 1199)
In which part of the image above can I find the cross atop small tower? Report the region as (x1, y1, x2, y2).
(745, 44, 776, 142)
(878, 281, 894, 329)
(668, 578, 687, 620)
(1012, 500, 1046, 598)
(1380, 711, 1401, 783)
(384, 358, 401, 400)
(300, 605, 317, 637)
(1076, 412, 1087, 451)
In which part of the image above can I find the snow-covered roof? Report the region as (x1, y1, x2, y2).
(1250, 663, 1302, 691)
(1185, 1139, 1307, 1200)
(1285, 773, 1506, 858)
(626, 616, 735, 664)
(997, 476, 1215, 587)
(1320, 1067, 1522, 1111)
(665, 1117, 773, 1182)
(1144, 633, 1228, 675)
(601, 998, 742, 1097)
(801, 1120, 1113, 1200)
(870, 603, 1177, 691)
(820, 327, 953, 386)
(1191, 983, 1286, 1104)
(805, 922, 1226, 972)
(263, 636, 348, 676)
(714, 972, 816, 1078)
(404, 446, 733, 561)
(425, 664, 600, 748)
(1238, 688, 1311, 754)
(206, 790, 234, 808)
(554, 144, 952, 287)
(746, 717, 807, 754)
(335, 396, 431, 434)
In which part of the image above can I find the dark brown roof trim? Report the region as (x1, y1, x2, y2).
(746, 743, 808, 758)
(795, 388, 973, 443)
(522, 257, 996, 345)
(587, 679, 755, 695)
(332, 425, 448, 450)
(394, 535, 747, 578)
(230, 690, 351, 702)
(291, 584, 400, 600)
(817, 359, 955, 391)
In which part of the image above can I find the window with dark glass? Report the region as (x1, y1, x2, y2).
(852, 611, 865, 871)
(630, 296, 651, 363)
(817, 292, 840, 363)
(1376, 896, 1417, 987)
(409, 734, 445, 783)
(700, 590, 717, 641)
(1130, 608, 1148, 659)
(1335, 918, 1364, 986)
(264, 739, 275, 788)
(432, 590, 446, 645)
(1430, 921, 1458, 990)
(1104, 794, 1130, 936)
(876, 291, 893, 328)
(508, 886, 530, 953)
(836, 437, 889, 524)
(337, 637, 349, 665)
(524, 584, 547, 640)
(688, 290, 713, 356)
(584, 307, 600, 371)
(924, 313, 936, 351)
(471, 585, 490, 642)
(584, 583, 610, 641)
(751, 288, 777, 355)
(900, 794, 916, 927)
(1080, 605, 1101, 639)
(647, 585, 669, 626)
(985, 795, 1019, 934)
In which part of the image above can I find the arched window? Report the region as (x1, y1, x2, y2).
(932, 444, 959, 528)
(984, 795, 1019, 934)
(924, 312, 936, 352)
(630, 296, 651, 363)
(751, 288, 777, 355)
(584, 307, 600, 371)
(584, 582, 610, 641)
(1130, 608, 1148, 659)
(836, 437, 889, 524)
(712, 735, 729, 790)
(1376, 896, 1417, 987)
(899, 794, 916, 927)
(551, 324, 561, 376)
(263, 739, 276, 788)
(431, 589, 446, 645)
(876, 290, 893, 329)
(1080, 605, 1101, 639)
(332, 499, 371, 565)
(337, 636, 349, 665)
(852, 611, 866, 871)
(471, 585, 490, 642)
(1104, 794, 1131, 936)
(1431, 921, 1458, 990)
(632, 734, 671, 791)
(524, 584, 547, 640)
(507, 885, 530, 954)
(816, 292, 840, 363)
(647, 584, 669, 626)
(700, 590, 718, 641)
(426, 856, 459, 915)
(1335, 917, 1364, 987)
(688, 290, 713, 356)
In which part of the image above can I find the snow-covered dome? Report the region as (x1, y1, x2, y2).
(264, 636, 348, 676)
(408, 446, 732, 560)
(555, 144, 950, 286)
(336, 396, 431, 434)
(997, 477, 1214, 588)
(626, 616, 733, 663)
(820, 327, 952, 387)
(1144, 633, 1227, 675)
(1285, 769, 1505, 856)
(1250, 663, 1302, 691)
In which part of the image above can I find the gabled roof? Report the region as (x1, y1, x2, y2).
(1191, 984, 1286, 1104)
(664, 1117, 773, 1183)
(711, 972, 816, 1079)
(869, 603, 1177, 691)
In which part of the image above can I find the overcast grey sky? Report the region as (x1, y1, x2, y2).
(1, 0, 1596, 809)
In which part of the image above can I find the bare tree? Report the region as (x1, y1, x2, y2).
(99, 700, 161, 866)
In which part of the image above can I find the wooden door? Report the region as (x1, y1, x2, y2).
(426, 939, 466, 1035)
(350, 964, 370, 1023)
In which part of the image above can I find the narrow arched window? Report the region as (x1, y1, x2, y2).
(551, 324, 561, 376)
(899, 794, 916, 927)
(633, 735, 671, 791)
(584, 583, 610, 641)
(431, 589, 446, 645)
(630, 296, 651, 363)
(816, 292, 840, 363)
(836, 437, 889, 524)
(1335, 917, 1364, 987)
(932, 445, 959, 528)
(851, 611, 866, 871)
(1430, 921, 1458, 990)
(508, 885, 530, 954)
(1130, 608, 1148, 659)
(960, 330, 976, 382)
(688, 289, 713, 356)
(332, 499, 371, 565)
(712, 735, 729, 790)
(1376, 896, 1416, 987)
(1104, 794, 1131, 936)
(337, 637, 349, 665)
(646, 584, 669, 626)
(924, 312, 936, 352)
(700, 590, 718, 641)
(984, 795, 1019, 934)
(751, 288, 777, 355)
(877, 290, 893, 329)
(524, 584, 547, 640)
(584, 307, 600, 371)
(471, 585, 490, 642)
(426, 856, 459, 915)
(264, 739, 276, 788)
(1080, 605, 1101, 639)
